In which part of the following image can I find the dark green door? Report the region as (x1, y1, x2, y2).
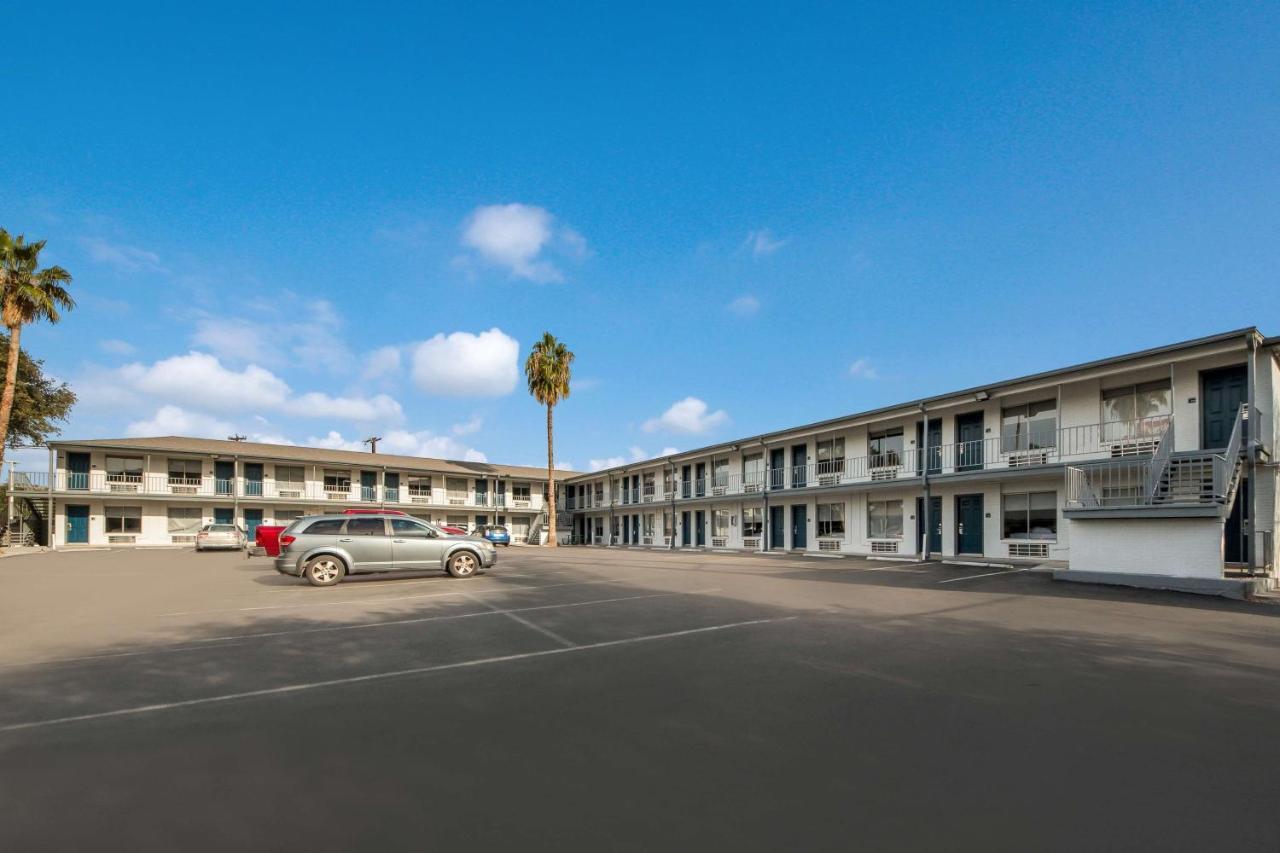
(215, 461, 234, 495)
(67, 453, 90, 490)
(916, 419, 942, 474)
(384, 472, 400, 502)
(694, 511, 706, 546)
(917, 496, 942, 553)
(956, 494, 983, 554)
(1200, 365, 1247, 449)
(243, 509, 263, 541)
(66, 505, 89, 543)
(791, 445, 807, 488)
(361, 471, 377, 502)
(243, 463, 263, 496)
(956, 413, 985, 471)
(791, 505, 807, 549)
(769, 506, 785, 549)
(769, 449, 785, 489)
(1224, 477, 1249, 563)
(681, 511, 691, 546)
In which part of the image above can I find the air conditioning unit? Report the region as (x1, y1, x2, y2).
(642, 536, 653, 545)
(742, 537, 760, 549)
(711, 486, 726, 496)
(870, 468, 897, 482)
(818, 540, 842, 552)
(818, 474, 839, 486)
(1109, 439, 1158, 458)
(1008, 542, 1049, 559)
(411, 496, 430, 504)
(108, 535, 136, 544)
(327, 493, 347, 500)
(449, 498, 465, 505)
(744, 483, 761, 493)
(870, 540, 899, 554)
(109, 483, 140, 493)
(1007, 451, 1049, 467)
(170, 485, 198, 495)
(711, 537, 727, 548)
(171, 535, 196, 544)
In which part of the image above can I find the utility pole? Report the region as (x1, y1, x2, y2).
(364, 436, 382, 454)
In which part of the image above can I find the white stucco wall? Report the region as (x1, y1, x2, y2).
(1066, 516, 1224, 578)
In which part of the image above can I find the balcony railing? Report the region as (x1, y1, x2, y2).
(5, 472, 545, 511)
(583, 416, 1176, 506)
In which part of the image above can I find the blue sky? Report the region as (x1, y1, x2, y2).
(2, 2, 1278, 472)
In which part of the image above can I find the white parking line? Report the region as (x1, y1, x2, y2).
(0, 616, 797, 733)
(937, 568, 1027, 584)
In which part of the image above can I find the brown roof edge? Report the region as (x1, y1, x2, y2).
(48, 435, 575, 481)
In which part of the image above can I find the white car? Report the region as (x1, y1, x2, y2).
(195, 523, 246, 552)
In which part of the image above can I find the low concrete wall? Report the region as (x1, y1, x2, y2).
(1067, 516, 1223, 579)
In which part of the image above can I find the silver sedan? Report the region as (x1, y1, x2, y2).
(195, 523, 245, 552)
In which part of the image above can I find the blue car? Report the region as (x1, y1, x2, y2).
(482, 525, 511, 547)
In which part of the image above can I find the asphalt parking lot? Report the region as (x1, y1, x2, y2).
(1, 546, 1278, 851)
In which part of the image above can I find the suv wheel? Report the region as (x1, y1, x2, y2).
(304, 556, 346, 587)
(447, 551, 478, 578)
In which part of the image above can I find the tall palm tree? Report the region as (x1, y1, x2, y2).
(525, 332, 573, 547)
(0, 231, 74, 471)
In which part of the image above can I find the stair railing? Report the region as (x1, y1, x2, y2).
(1143, 416, 1175, 502)
(1214, 403, 1248, 506)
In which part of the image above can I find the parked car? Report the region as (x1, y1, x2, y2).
(254, 524, 286, 557)
(275, 514, 496, 586)
(196, 523, 246, 552)
(342, 508, 408, 516)
(482, 525, 511, 546)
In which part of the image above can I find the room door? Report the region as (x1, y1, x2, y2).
(67, 453, 90, 490)
(769, 506, 786, 549)
(955, 494, 984, 554)
(243, 509, 263, 541)
(1201, 365, 1248, 450)
(694, 510, 706, 546)
(791, 505, 808, 549)
(956, 413, 985, 471)
(1224, 477, 1249, 564)
(681, 511, 691, 546)
(916, 496, 942, 553)
(66, 505, 89, 543)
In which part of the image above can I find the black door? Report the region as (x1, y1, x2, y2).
(791, 445, 807, 488)
(769, 506, 786, 549)
(916, 419, 942, 474)
(791, 505, 807, 549)
(769, 449, 785, 490)
(681, 511, 691, 546)
(956, 494, 984, 554)
(694, 510, 706, 546)
(1201, 365, 1247, 450)
(955, 412, 985, 471)
(632, 515, 640, 544)
(1224, 477, 1249, 564)
(681, 465, 692, 498)
(694, 463, 706, 497)
(916, 496, 942, 553)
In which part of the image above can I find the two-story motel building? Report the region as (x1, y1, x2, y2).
(9, 437, 572, 548)
(560, 329, 1279, 590)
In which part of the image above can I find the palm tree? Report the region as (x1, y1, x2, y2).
(525, 332, 573, 547)
(0, 231, 74, 471)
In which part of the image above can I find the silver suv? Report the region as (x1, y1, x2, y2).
(274, 514, 496, 587)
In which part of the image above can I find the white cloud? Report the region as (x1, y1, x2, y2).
(660, 446, 680, 456)
(848, 358, 881, 380)
(307, 429, 487, 463)
(81, 237, 168, 273)
(555, 461, 575, 471)
(106, 351, 404, 423)
(451, 415, 483, 436)
(589, 456, 628, 472)
(362, 345, 402, 380)
(460, 203, 583, 283)
(412, 328, 519, 397)
(191, 297, 349, 374)
(99, 338, 136, 356)
(727, 294, 760, 316)
(291, 392, 403, 422)
(125, 405, 234, 439)
(120, 352, 289, 412)
(744, 229, 786, 257)
(642, 397, 729, 435)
